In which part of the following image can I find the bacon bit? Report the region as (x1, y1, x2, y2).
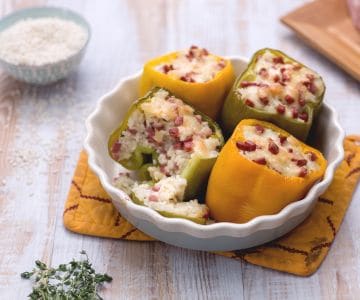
(174, 116, 183, 126)
(149, 194, 158, 202)
(174, 142, 182, 150)
(288, 148, 293, 153)
(152, 186, 160, 192)
(282, 74, 290, 82)
(299, 167, 308, 177)
(236, 140, 257, 152)
(218, 60, 226, 68)
(159, 165, 168, 174)
(186, 50, 195, 60)
(201, 48, 209, 56)
(183, 141, 193, 152)
(169, 127, 179, 137)
(298, 97, 306, 106)
(180, 74, 195, 82)
(296, 159, 307, 167)
(259, 68, 268, 78)
(279, 135, 287, 145)
(276, 104, 286, 114)
(255, 124, 265, 134)
(299, 111, 309, 122)
(173, 163, 180, 171)
(306, 73, 315, 80)
(285, 95, 294, 104)
(111, 142, 121, 154)
(309, 81, 317, 94)
(195, 115, 202, 123)
(306, 151, 317, 161)
(280, 68, 290, 82)
(183, 137, 193, 144)
(162, 64, 174, 74)
(273, 75, 280, 82)
(253, 157, 267, 165)
(146, 127, 155, 137)
(259, 96, 269, 105)
(303, 81, 317, 94)
(245, 99, 255, 107)
(240, 81, 259, 88)
(128, 128, 137, 135)
(273, 56, 284, 64)
(203, 211, 210, 219)
(292, 107, 299, 119)
(268, 140, 279, 155)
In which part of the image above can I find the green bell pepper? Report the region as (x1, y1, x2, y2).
(130, 191, 208, 225)
(221, 48, 325, 141)
(109, 87, 224, 223)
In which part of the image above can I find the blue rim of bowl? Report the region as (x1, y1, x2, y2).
(0, 6, 91, 68)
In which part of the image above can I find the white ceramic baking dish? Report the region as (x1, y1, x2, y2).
(84, 57, 344, 251)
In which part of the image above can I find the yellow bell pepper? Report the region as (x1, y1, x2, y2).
(206, 119, 327, 223)
(139, 46, 235, 119)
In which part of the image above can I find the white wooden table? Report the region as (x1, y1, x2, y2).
(0, 0, 359, 299)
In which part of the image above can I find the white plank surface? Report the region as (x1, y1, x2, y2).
(0, 0, 359, 299)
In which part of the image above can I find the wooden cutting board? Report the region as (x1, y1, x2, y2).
(281, 0, 360, 81)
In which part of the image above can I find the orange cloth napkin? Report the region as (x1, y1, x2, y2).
(63, 136, 360, 276)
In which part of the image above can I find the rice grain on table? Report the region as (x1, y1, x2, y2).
(0, 17, 87, 66)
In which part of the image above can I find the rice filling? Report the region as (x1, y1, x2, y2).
(236, 124, 320, 177)
(112, 89, 220, 219)
(156, 46, 226, 83)
(237, 50, 325, 122)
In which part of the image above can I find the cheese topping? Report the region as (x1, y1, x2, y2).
(237, 124, 320, 177)
(111, 89, 220, 181)
(156, 46, 226, 83)
(114, 174, 208, 219)
(237, 50, 324, 122)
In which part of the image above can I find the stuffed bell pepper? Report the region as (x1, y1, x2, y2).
(109, 87, 224, 224)
(140, 46, 235, 119)
(206, 119, 327, 224)
(221, 48, 325, 140)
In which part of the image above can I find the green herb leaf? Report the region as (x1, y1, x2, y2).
(21, 251, 112, 300)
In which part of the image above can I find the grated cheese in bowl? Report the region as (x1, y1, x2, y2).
(0, 6, 90, 84)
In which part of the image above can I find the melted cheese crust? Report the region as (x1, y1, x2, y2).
(240, 125, 320, 177)
(156, 46, 226, 83)
(113, 89, 220, 181)
(237, 50, 324, 122)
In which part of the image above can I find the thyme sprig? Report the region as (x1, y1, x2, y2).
(21, 250, 112, 300)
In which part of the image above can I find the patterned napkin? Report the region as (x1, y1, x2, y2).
(63, 136, 360, 276)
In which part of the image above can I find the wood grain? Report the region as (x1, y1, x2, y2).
(281, 0, 360, 81)
(0, 0, 359, 299)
